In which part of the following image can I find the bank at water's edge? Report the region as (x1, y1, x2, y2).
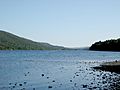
(93, 60, 120, 73)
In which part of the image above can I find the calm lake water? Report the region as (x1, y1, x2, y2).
(0, 50, 120, 90)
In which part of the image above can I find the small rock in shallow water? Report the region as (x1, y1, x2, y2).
(42, 74, 44, 77)
(48, 86, 52, 88)
(70, 80, 72, 82)
(74, 83, 77, 87)
(91, 82, 93, 84)
(15, 83, 17, 86)
(12, 86, 15, 88)
(47, 77, 49, 79)
(102, 81, 107, 84)
(19, 84, 22, 86)
(83, 85, 87, 88)
(52, 80, 55, 82)
(24, 82, 27, 84)
(76, 74, 79, 76)
(102, 76, 106, 79)
(93, 87, 97, 89)
(97, 75, 100, 77)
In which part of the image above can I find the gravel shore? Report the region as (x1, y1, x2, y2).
(93, 61, 120, 73)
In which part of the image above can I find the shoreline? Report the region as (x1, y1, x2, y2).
(93, 61, 120, 73)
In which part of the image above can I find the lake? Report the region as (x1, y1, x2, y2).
(0, 50, 120, 90)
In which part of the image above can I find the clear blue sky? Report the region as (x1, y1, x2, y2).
(0, 0, 120, 47)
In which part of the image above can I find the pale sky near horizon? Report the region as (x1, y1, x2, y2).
(0, 0, 120, 47)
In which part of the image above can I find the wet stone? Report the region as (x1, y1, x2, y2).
(76, 74, 79, 76)
(52, 80, 55, 82)
(19, 84, 22, 86)
(102, 81, 107, 84)
(24, 82, 27, 84)
(102, 76, 106, 79)
(74, 83, 77, 87)
(97, 75, 100, 77)
(42, 74, 44, 77)
(93, 87, 97, 89)
(70, 80, 72, 82)
(83, 85, 88, 88)
(91, 82, 93, 84)
(12, 86, 15, 88)
(15, 83, 17, 86)
(48, 86, 52, 88)
(47, 77, 49, 79)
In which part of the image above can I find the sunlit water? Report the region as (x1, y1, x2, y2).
(0, 50, 120, 90)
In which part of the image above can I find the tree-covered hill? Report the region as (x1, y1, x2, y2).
(0, 30, 66, 50)
(89, 38, 120, 51)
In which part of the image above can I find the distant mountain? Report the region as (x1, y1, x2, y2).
(89, 38, 120, 51)
(0, 30, 66, 50)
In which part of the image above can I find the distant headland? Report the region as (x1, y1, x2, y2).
(89, 38, 120, 51)
(0, 30, 66, 50)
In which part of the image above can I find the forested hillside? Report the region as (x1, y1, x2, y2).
(0, 30, 65, 50)
(89, 39, 120, 51)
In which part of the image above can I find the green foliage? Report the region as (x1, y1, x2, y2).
(0, 30, 65, 50)
(89, 38, 120, 51)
